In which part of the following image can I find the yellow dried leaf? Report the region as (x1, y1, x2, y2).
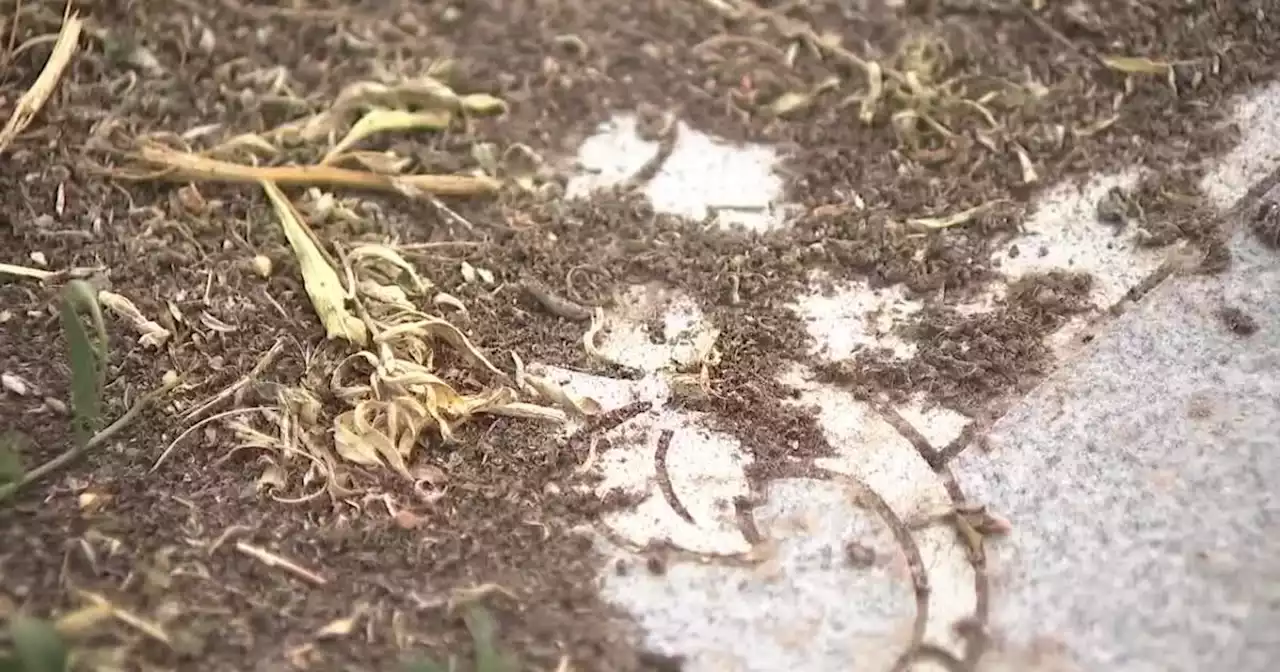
(768, 91, 812, 118)
(337, 389, 467, 478)
(447, 387, 517, 418)
(907, 202, 1001, 230)
(860, 61, 884, 124)
(357, 279, 412, 307)
(378, 365, 450, 391)
(459, 93, 508, 116)
(98, 291, 172, 348)
(350, 244, 430, 294)
(327, 150, 414, 175)
(334, 407, 408, 476)
(1100, 55, 1172, 75)
(375, 317, 506, 380)
(433, 292, 467, 313)
(1014, 144, 1038, 184)
(207, 133, 279, 159)
(54, 604, 114, 638)
(261, 181, 367, 345)
(323, 108, 453, 163)
(227, 419, 282, 452)
(486, 401, 568, 423)
(181, 123, 223, 142)
(522, 372, 602, 418)
(330, 77, 459, 116)
(510, 351, 529, 387)
(316, 610, 362, 639)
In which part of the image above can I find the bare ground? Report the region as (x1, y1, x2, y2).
(1, 0, 1276, 670)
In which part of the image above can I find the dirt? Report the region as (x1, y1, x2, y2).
(1253, 199, 1280, 249)
(1217, 305, 1259, 337)
(818, 271, 1095, 414)
(1, 0, 1277, 670)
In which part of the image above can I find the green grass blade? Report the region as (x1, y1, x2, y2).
(59, 281, 106, 448)
(463, 607, 517, 672)
(8, 616, 69, 672)
(0, 431, 25, 484)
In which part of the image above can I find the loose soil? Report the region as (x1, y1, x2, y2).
(1, 0, 1277, 670)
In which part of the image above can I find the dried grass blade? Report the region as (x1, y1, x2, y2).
(262, 181, 368, 345)
(1099, 55, 1172, 75)
(0, 7, 82, 155)
(322, 108, 453, 164)
(131, 146, 501, 196)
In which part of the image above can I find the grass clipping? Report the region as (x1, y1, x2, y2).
(249, 183, 583, 492)
(0, 5, 83, 155)
(113, 70, 594, 492)
(101, 67, 506, 198)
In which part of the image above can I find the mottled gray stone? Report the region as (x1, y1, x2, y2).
(953, 223, 1280, 672)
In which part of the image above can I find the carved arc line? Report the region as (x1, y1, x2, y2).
(654, 428, 696, 525)
(758, 461, 932, 672)
(865, 395, 993, 668)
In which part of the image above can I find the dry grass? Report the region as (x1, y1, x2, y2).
(689, 0, 1219, 225)
(3, 17, 604, 663)
(83, 66, 615, 499)
(0, 1, 81, 155)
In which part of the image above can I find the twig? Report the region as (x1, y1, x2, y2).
(181, 338, 286, 424)
(0, 377, 181, 502)
(234, 541, 328, 586)
(618, 111, 679, 191)
(0, 262, 106, 281)
(208, 524, 252, 554)
(0, 3, 82, 155)
(149, 406, 273, 474)
(521, 280, 593, 322)
(427, 194, 477, 231)
(113, 145, 501, 197)
(0, 262, 54, 280)
(4, 0, 22, 61)
(76, 589, 173, 648)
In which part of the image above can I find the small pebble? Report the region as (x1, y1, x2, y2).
(251, 255, 273, 278)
